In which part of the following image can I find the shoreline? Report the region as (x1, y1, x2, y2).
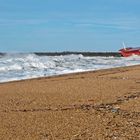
(0, 64, 139, 85)
(0, 65, 140, 139)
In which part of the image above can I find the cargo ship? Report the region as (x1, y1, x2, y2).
(119, 43, 140, 57)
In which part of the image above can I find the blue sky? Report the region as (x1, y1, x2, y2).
(0, 0, 140, 52)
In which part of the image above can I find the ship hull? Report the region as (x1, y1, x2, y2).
(119, 48, 140, 57)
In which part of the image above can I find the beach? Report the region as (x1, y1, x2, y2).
(0, 65, 140, 140)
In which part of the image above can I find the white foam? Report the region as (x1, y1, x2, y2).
(0, 53, 140, 83)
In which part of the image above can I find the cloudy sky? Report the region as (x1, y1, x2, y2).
(0, 0, 140, 52)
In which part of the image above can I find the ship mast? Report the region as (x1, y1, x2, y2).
(123, 42, 126, 50)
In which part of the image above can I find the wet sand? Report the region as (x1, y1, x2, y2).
(0, 65, 140, 140)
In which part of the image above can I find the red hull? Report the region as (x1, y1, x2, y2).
(119, 48, 140, 57)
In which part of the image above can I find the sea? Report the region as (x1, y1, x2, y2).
(1, 53, 140, 83)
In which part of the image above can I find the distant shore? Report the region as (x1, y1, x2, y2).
(0, 65, 140, 139)
(0, 52, 121, 57)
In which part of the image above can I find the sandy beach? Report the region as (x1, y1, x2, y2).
(0, 65, 140, 140)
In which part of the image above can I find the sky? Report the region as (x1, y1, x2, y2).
(0, 0, 140, 52)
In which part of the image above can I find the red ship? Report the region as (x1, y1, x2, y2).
(119, 43, 140, 57)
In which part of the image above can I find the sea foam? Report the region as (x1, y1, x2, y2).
(0, 53, 140, 83)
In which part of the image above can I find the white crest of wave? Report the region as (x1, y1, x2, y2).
(1, 53, 140, 83)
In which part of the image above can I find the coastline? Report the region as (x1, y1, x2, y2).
(0, 64, 139, 85)
(0, 65, 140, 139)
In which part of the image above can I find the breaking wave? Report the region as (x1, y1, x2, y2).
(0, 53, 140, 83)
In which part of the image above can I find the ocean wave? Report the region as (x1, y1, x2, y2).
(0, 53, 140, 83)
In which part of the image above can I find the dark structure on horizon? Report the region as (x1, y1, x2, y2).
(34, 52, 121, 57)
(0, 52, 121, 57)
